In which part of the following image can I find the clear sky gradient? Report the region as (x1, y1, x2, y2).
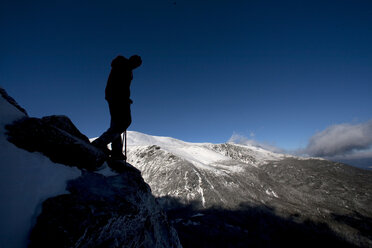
(1, 1, 372, 159)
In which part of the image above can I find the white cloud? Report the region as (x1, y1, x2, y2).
(228, 133, 284, 153)
(298, 120, 372, 169)
(229, 121, 372, 169)
(303, 120, 372, 157)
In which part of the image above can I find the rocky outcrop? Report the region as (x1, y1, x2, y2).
(29, 170, 182, 248)
(1, 87, 182, 247)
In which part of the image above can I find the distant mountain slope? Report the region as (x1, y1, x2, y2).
(125, 131, 372, 247)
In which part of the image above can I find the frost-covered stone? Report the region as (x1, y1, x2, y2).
(29, 171, 182, 248)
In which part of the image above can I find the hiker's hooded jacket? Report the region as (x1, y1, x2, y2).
(105, 56, 133, 103)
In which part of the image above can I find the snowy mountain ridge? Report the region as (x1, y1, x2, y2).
(121, 131, 372, 247)
(125, 131, 294, 170)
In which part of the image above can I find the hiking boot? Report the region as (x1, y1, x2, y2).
(111, 152, 126, 161)
(91, 139, 111, 156)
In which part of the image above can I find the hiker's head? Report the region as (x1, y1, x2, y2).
(111, 55, 141, 70)
(111, 55, 128, 68)
(129, 55, 142, 69)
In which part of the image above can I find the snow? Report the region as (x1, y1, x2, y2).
(0, 96, 81, 248)
(191, 213, 205, 218)
(95, 162, 118, 177)
(126, 131, 188, 147)
(127, 131, 242, 171)
(93, 131, 292, 173)
(226, 142, 287, 164)
(265, 189, 279, 198)
(193, 168, 206, 208)
(125, 131, 290, 172)
(0, 93, 25, 126)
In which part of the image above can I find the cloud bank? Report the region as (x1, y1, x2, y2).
(299, 120, 372, 169)
(229, 120, 372, 169)
(303, 120, 372, 157)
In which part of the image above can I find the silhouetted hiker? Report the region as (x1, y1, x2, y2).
(92, 55, 142, 160)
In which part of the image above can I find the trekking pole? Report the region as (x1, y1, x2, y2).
(124, 130, 127, 162)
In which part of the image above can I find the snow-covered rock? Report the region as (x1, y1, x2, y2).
(6, 115, 107, 170)
(0, 88, 81, 247)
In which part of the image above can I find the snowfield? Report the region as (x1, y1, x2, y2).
(0, 95, 81, 248)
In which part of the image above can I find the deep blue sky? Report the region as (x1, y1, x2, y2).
(1, 0, 372, 151)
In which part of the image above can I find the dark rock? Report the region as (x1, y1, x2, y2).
(0, 87, 28, 116)
(41, 115, 91, 143)
(107, 159, 142, 174)
(29, 170, 182, 248)
(5, 116, 106, 170)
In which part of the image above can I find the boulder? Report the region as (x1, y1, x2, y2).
(6, 115, 106, 170)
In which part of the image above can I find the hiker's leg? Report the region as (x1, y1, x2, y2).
(111, 101, 131, 156)
(91, 124, 121, 149)
(111, 134, 123, 156)
(92, 101, 123, 148)
(108, 100, 126, 157)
